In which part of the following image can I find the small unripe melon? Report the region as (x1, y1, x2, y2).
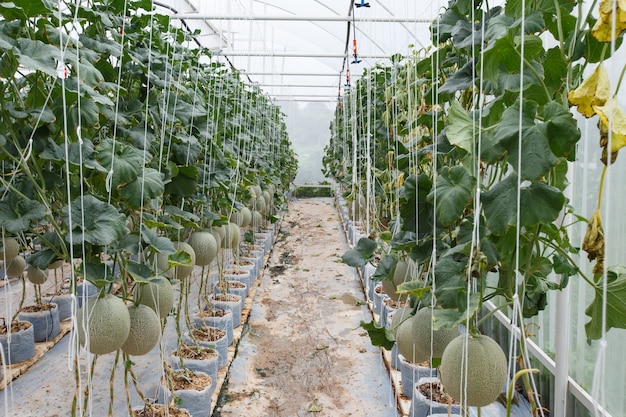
(412, 307, 458, 361)
(48, 259, 64, 269)
(171, 241, 195, 280)
(6, 255, 26, 277)
(77, 294, 131, 355)
(240, 207, 252, 227)
(0, 237, 19, 261)
(440, 334, 508, 407)
(27, 267, 48, 285)
(136, 278, 174, 318)
(121, 304, 161, 356)
(188, 232, 218, 266)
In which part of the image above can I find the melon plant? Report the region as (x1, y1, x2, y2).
(121, 304, 161, 356)
(77, 294, 131, 355)
(136, 278, 175, 319)
(411, 307, 458, 361)
(27, 267, 48, 285)
(390, 306, 413, 338)
(6, 255, 26, 277)
(188, 231, 218, 266)
(439, 334, 508, 407)
(382, 260, 411, 300)
(0, 237, 19, 261)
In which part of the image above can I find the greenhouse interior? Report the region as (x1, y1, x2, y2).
(0, 0, 625, 416)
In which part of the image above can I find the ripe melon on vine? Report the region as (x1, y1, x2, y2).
(240, 207, 252, 227)
(390, 306, 413, 338)
(77, 294, 131, 355)
(251, 210, 264, 230)
(230, 210, 244, 227)
(121, 304, 161, 356)
(382, 259, 411, 300)
(222, 223, 241, 249)
(439, 334, 508, 407)
(0, 237, 19, 261)
(136, 278, 174, 319)
(188, 231, 218, 266)
(395, 313, 419, 362)
(411, 307, 458, 361)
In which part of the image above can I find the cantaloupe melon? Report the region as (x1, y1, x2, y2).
(171, 241, 196, 280)
(136, 278, 174, 319)
(381, 259, 411, 300)
(27, 267, 48, 285)
(261, 190, 271, 207)
(6, 255, 26, 277)
(121, 304, 161, 356)
(412, 307, 458, 361)
(240, 207, 252, 227)
(251, 210, 264, 230)
(0, 237, 19, 261)
(254, 197, 267, 215)
(391, 306, 413, 338)
(188, 232, 218, 266)
(440, 334, 508, 407)
(48, 259, 64, 269)
(77, 294, 131, 355)
(395, 314, 420, 362)
(251, 185, 262, 199)
(222, 223, 241, 249)
(230, 210, 244, 227)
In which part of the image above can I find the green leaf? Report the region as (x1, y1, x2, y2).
(168, 250, 192, 268)
(446, 100, 475, 153)
(397, 281, 432, 299)
(342, 238, 377, 268)
(372, 255, 396, 282)
(432, 295, 480, 330)
(541, 101, 580, 160)
(76, 261, 116, 288)
(95, 139, 145, 188)
(360, 320, 395, 350)
(17, 38, 60, 77)
(428, 165, 475, 226)
(0, 196, 46, 233)
(126, 260, 160, 284)
(0, 0, 53, 19)
(585, 266, 626, 339)
(120, 168, 164, 209)
(440, 59, 475, 94)
(63, 195, 128, 246)
(482, 174, 565, 235)
(141, 224, 175, 254)
(26, 249, 59, 270)
(433, 257, 468, 309)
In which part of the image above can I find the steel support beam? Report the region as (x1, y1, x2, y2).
(171, 14, 431, 23)
(216, 50, 388, 59)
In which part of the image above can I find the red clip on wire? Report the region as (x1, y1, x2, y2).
(352, 39, 361, 64)
(345, 68, 351, 87)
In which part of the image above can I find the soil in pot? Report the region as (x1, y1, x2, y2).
(210, 293, 243, 328)
(0, 321, 35, 363)
(187, 326, 228, 367)
(172, 343, 219, 383)
(194, 308, 234, 345)
(18, 302, 61, 342)
(170, 368, 212, 391)
(132, 403, 190, 416)
(161, 368, 214, 417)
(43, 291, 73, 321)
(416, 380, 456, 405)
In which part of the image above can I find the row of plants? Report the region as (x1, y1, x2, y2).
(0, 0, 296, 415)
(327, 0, 626, 414)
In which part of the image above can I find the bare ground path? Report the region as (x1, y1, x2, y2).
(214, 198, 397, 417)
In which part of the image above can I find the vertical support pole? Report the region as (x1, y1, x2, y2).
(554, 285, 571, 417)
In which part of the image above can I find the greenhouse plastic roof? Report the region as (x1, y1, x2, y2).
(158, 0, 448, 103)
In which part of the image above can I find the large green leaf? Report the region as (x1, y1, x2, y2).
(63, 195, 128, 246)
(126, 260, 163, 284)
(17, 38, 60, 77)
(342, 237, 377, 268)
(428, 165, 475, 227)
(482, 174, 565, 235)
(76, 260, 117, 288)
(0, 196, 46, 233)
(446, 100, 475, 153)
(120, 168, 164, 209)
(433, 257, 468, 309)
(585, 266, 626, 340)
(141, 224, 175, 254)
(440, 60, 475, 94)
(493, 99, 559, 180)
(372, 255, 396, 282)
(95, 139, 145, 188)
(0, 0, 54, 20)
(542, 101, 580, 160)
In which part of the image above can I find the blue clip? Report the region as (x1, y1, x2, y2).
(355, 0, 370, 7)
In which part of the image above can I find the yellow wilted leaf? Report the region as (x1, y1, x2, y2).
(582, 209, 605, 274)
(593, 100, 626, 163)
(568, 64, 610, 118)
(592, 0, 626, 42)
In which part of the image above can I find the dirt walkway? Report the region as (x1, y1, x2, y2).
(213, 198, 397, 417)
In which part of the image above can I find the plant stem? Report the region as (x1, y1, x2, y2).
(506, 368, 539, 417)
